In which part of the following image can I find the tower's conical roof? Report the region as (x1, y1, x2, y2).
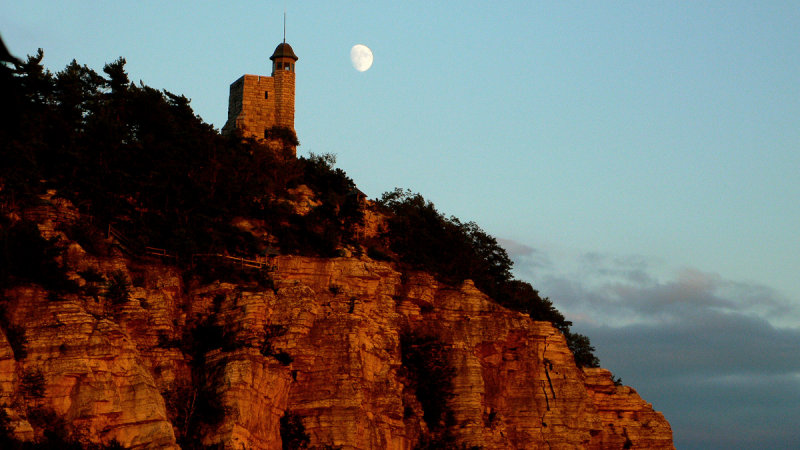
(270, 42, 298, 61)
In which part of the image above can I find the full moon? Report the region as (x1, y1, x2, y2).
(350, 44, 373, 72)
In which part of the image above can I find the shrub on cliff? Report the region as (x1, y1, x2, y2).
(261, 324, 293, 365)
(277, 152, 364, 256)
(181, 317, 224, 363)
(60, 221, 108, 256)
(494, 279, 570, 327)
(0, 303, 27, 360)
(0, 217, 75, 293)
(3, 324, 27, 360)
(399, 332, 455, 432)
(20, 369, 46, 399)
(264, 126, 300, 149)
(280, 412, 310, 450)
(168, 317, 229, 446)
(26, 406, 83, 449)
(103, 270, 131, 305)
(160, 380, 227, 446)
(565, 331, 600, 368)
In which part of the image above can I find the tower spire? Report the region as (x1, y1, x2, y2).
(283, 11, 286, 43)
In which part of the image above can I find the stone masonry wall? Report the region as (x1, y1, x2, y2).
(272, 69, 295, 132)
(222, 75, 277, 139)
(221, 71, 296, 156)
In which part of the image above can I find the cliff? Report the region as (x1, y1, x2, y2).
(0, 205, 673, 449)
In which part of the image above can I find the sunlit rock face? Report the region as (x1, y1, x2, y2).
(583, 367, 674, 449)
(0, 205, 673, 448)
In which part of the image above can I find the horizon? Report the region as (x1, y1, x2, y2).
(3, 1, 799, 448)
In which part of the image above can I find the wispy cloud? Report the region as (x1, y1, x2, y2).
(497, 238, 551, 269)
(505, 239, 799, 327)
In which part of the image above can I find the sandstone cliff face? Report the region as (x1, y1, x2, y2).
(0, 216, 673, 448)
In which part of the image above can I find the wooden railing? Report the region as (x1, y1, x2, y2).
(107, 224, 141, 255)
(145, 246, 176, 259)
(191, 253, 276, 271)
(107, 224, 276, 270)
(107, 224, 179, 260)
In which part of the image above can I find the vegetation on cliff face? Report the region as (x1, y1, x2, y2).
(399, 332, 456, 447)
(0, 216, 74, 293)
(375, 189, 599, 368)
(0, 51, 597, 371)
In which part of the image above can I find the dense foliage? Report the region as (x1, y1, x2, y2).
(272, 153, 364, 256)
(0, 217, 73, 292)
(377, 189, 513, 290)
(0, 51, 361, 260)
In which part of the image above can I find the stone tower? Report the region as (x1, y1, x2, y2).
(222, 41, 298, 153)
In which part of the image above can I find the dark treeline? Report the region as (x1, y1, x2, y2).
(0, 50, 361, 259)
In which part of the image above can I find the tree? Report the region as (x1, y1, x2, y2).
(565, 331, 600, 368)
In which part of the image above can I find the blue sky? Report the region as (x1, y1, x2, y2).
(4, 1, 799, 448)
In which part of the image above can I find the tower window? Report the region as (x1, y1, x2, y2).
(264, 129, 269, 139)
(264, 91, 269, 99)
